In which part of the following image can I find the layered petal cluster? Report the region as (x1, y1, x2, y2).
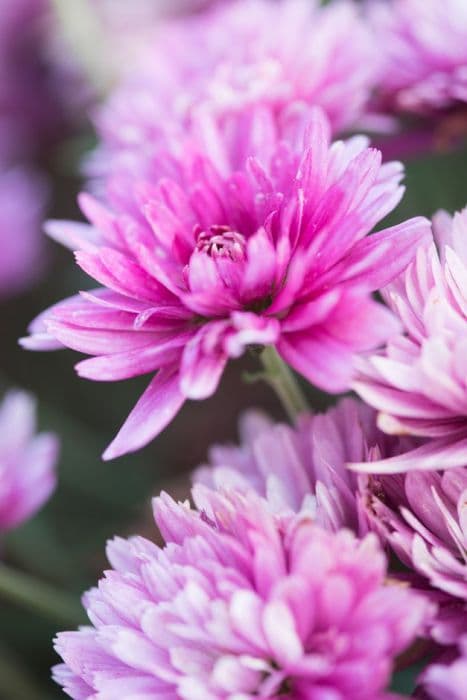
(195, 399, 467, 643)
(353, 207, 467, 472)
(0, 168, 47, 298)
(89, 0, 376, 184)
(0, 390, 58, 531)
(371, 0, 467, 116)
(23, 107, 429, 459)
(419, 636, 467, 700)
(362, 468, 467, 602)
(53, 487, 429, 700)
(195, 398, 409, 533)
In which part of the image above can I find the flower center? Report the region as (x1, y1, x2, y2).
(195, 225, 246, 262)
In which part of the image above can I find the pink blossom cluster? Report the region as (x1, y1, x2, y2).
(53, 487, 430, 700)
(8, 0, 465, 697)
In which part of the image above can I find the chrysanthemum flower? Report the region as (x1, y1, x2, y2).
(0, 390, 58, 531)
(0, 167, 48, 298)
(352, 207, 467, 473)
(195, 398, 410, 533)
(22, 107, 429, 459)
(371, 0, 467, 117)
(52, 487, 429, 700)
(89, 0, 376, 185)
(362, 468, 467, 602)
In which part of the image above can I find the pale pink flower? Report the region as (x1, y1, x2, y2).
(353, 207, 467, 473)
(362, 468, 467, 602)
(22, 107, 429, 459)
(371, 0, 467, 116)
(52, 487, 429, 699)
(0, 390, 58, 530)
(195, 398, 409, 533)
(89, 0, 376, 185)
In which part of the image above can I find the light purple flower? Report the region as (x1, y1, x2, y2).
(352, 207, 467, 473)
(0, 0, 77, 163)
(362, 468, 467, 603)
(194, 398, 409, 533)
(52, 486, 429, 699)
(89, 0, 376, 185)
(22, 106, 429, 459)
(0, 390, 58, 531)
(371, 0, 467, 116)
(0, 167, 48, 298)
(419, 635, 467, 700)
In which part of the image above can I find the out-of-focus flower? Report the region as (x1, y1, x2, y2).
(0, 390, 58, 531)
(23, 107, 429, 459)
(371, 0, 467, 117)
(0, 0, 80, 163)
(362, 468, 467, 602)
(0, 168, 48, 299)
(52, 487, 429, 699)
(89, 0, 376, 184)
(419, 635, 467, 700)
(352, 207, 467, 473)
(195, 398, 409, 533)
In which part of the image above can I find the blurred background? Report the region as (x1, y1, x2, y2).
(0, 1, 466, 698)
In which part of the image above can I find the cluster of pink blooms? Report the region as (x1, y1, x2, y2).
(0, 0, 463, 697)
(54, 487, 431, 700)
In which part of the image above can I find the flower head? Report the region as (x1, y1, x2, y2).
(53, 487, 429, 699)
(353, 207, 467, 473)
(371, 0, 467, 116)
(23, 107, 429, 459)
(195, 398, 410, 533)
(89, 0, 376, 185)
(362, 468, 467, 603)
(0, 390, 58, 530)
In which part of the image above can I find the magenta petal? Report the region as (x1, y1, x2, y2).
(75, 335, 191, 381)
(339, 217, 431, 291)
(278, 331, 354, 392)
(180, 327, 228, 400)
(102, 370, 185, 460)
(45, 220, 101, 252)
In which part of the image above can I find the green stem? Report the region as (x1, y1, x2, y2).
(0, 562, 84, 627)
(259, 347, 309, 422)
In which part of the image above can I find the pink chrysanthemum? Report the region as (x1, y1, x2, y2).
(0, 167, 48, 298)
(420, 635, 467, 700)
(0, 390, 58, 531)
(371, 0, 467, 116)
(22, 107, 429, 459)
(52, 487, 429, 700)
(352, 207, 467, 473)
(89, 0, 376, 185)
(362, 468, 467, 603)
